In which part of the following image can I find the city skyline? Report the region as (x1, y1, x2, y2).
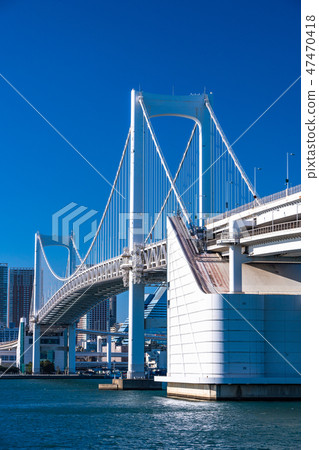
(0, 0, 300, 272)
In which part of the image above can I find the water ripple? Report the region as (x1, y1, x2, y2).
(0, 380, 300, 449)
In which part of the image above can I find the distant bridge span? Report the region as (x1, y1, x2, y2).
(37, 240, 167, 326)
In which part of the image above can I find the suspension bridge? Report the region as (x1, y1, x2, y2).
(24, 91, 253, 374)
(5, 91, 300, 397)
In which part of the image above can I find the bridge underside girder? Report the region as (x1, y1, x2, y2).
(37, 269, 166, 326)
(39, 281, 126, 326)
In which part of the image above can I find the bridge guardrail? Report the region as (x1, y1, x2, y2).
(207, 184, 301, 224)
(218, 219, 301, 241)
(240, 219, 301, 238)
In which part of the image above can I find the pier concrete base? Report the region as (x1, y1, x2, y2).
(167, 383, 301, 401)
(99, 379, 163, 391)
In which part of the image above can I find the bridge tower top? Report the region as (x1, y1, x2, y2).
(132, 90, 214, 226)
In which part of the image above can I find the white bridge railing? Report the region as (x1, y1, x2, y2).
(207, 184, 301, 224)
(37, 240, 167, 324)
(240, 220, 301, 238)
(218, 219, 301, 242)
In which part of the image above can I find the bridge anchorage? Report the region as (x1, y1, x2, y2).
(10, 89, 300, 399)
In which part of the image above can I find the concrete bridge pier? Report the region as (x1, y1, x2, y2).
(32, 324, 41, 374)
(229, 245, 243, 293)
(127, 280, 145, 379)
(229, 220, 243, 293)
(67, 323, 76, 374)
(64, 329, 68, 371)
(97, 335, 112, 370)
(106, 335, 112, 370)
(32, 232, 41, 374)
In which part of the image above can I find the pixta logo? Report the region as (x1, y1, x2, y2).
(118, 213, 163, 240)
(52, 202, 98, 248)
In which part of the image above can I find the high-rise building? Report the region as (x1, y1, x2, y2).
(109, 296, 117, 329)
(0, 263, 8, 327)
(7, 268, 34, 327)
(76, 314, 88, 346)
(76, 296, 117, 345)
(87, 299, 109, 331)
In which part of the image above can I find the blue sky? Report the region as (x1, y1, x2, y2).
(0, 0, 300, 320)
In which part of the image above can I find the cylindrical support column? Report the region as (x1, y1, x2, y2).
(229, 245, 242, 293)
(106, 335, 112, 370)
(127, 278, 145, 379)
(68, 323, 76, 374)
(63, 329, 68, 372)
(32, 234, 42, 375)
(33, 233, 41, 317)
(17, 318, 26, 373)
(228, 220, 242, 293)
(97, 335, 102, 353)
(32, 323, 41, 374)
(127, 89, 145, 380)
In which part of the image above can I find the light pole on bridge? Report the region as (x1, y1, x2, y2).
(286, 152, 295, 193)
(254, 167, 262, 199)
